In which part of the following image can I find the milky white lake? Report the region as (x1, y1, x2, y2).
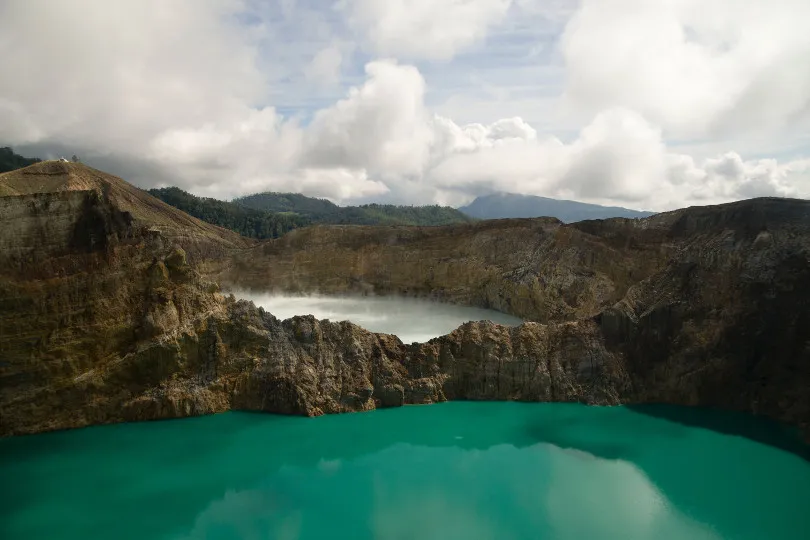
(232, 291, 523, 343)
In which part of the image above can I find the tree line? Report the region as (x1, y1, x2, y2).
(150, 187, 474, 239)
(235, 191, 473, 227)
(0, 147, 41, 173)
(148, 187, 310, 239)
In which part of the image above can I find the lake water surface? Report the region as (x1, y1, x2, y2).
(2, 402, 809, 540)
(231, 292, 524, 342)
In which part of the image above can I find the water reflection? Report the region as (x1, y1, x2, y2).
(544, 449, 720, 540)
(229, 291, 523, 342)
(2, 403, 809, 540)
(177, 441, 722, 540)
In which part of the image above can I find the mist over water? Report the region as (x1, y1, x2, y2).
(231, 291, 523, 342)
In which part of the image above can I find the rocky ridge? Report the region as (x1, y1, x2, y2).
(0, 162, 808, 443)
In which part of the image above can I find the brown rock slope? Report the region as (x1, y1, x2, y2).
(0, 161, 808, 443)
(221, 217, 667, 322)
(0, 160, 252, 262)
(218, 198, 810, 437)
(0, 161, 246, 433)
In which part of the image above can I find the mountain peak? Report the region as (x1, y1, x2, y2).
(0, 160, 97, 196)
(458, 192, 654, 223)
(0, 161, 251, 254)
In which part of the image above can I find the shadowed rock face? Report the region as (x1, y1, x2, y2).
(0, 162, 808, 445)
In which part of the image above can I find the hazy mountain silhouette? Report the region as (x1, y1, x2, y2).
(458, 192, 654, 222)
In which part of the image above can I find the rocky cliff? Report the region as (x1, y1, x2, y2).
(217, 198, 810, 438)
(1, 162, 808, 444)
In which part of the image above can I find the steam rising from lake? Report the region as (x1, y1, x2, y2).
(232, 291, 523, 343)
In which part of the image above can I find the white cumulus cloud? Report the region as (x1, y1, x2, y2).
(304, 44, 345, 87)
(560, 0, 810, 138)
(302, 60, 435, 178)
(338, 0, 514, 61)
(0, 0, 266, 147)
(0, 0, 807, 212)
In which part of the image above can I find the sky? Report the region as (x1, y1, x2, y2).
(1, 0, 809, 211)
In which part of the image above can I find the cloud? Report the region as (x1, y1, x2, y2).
(148, 106, 301, 184)
(338, 0, 514, 61)
(560, 0, 810, 138)
(563, 109, 667, 202)
(302, 60, 435, 178)
(0, 0, 266, 146)
(304, 44, 345, 87)
(423, 106, 806, 210)
(0, 0, 388, 201)
(147, 105, 389, 201)
(1, 0, 808, 212)
(668, 153, 809, 202)
(425, 110, 664, 206)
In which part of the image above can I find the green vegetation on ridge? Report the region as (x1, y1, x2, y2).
(1, 147, 41, 173)
(235, 191, 474, 226)
(148, 187, 309, 239)
(235, 192, 338, 215)
(149, 187, 474, 240)
(1, 148, 471, 237)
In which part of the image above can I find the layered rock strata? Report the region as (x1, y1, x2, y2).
(1, 162, 808, 443)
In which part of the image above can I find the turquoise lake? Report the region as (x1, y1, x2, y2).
(1, 402, 809, 540)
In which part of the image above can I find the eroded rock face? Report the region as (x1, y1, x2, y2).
(0, 166, 808, 445)
(220, 218, 649, 323)
(3, 303, 627, 435)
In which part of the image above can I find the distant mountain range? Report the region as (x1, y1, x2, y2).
(458, 192, 655, 223)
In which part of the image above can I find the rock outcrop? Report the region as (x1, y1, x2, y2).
(1, 162, 808, 444)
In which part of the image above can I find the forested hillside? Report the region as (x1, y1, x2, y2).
(235, 191, 473, 226)
(235, 192, 338, 215)
(150, 187, 473, 240)
(0, 147, 42, 173)
(148, 187, 309, 239)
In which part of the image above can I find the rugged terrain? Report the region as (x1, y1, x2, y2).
(1, 161, 808, 444)
(0, 160, 251, 260)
